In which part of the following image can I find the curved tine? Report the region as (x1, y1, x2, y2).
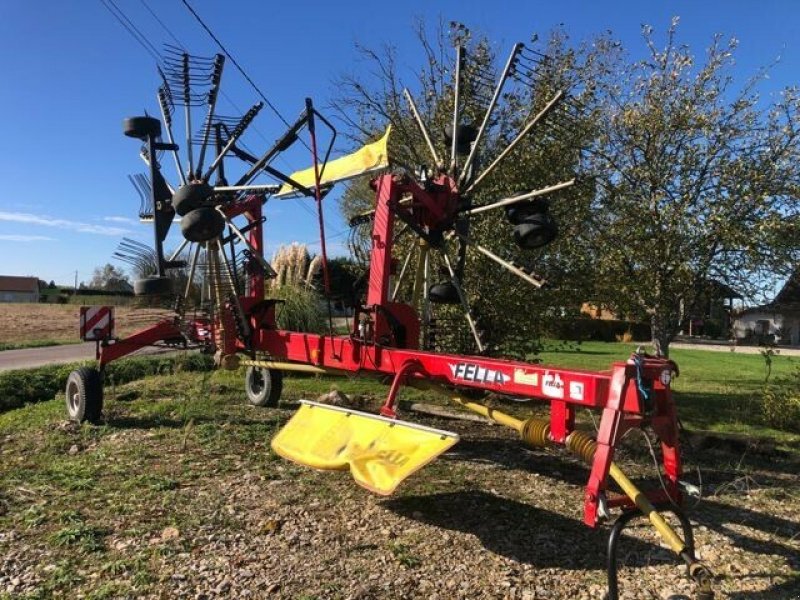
(120, 237, 155, 253)
(195, 54, 225, 176)
(157, 86, 187, 187)
(464, 90, 564, 196)
(391, 245, 415, 301)
(462, 180, 575, 217)
(203, 102, 263, 182)
(181, 53, 195, 179)
(460, 43, 523, 186)
(127, 174, 145, 202)
(450, 43, 464, 175)
(403, 89, 441, 167)
(440, 250, 485, 353)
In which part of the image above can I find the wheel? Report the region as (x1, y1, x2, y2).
(123, 116, 161, 140)
(505, 197, 549, 224)
(65, 367, 103, 423)
(181, 206, 225, 242)
(245, 366, 283, 407)
(133, 276, 173, 296)
(429, 282, 460, 304)
(513, 213, 558, 249)
(172, 182, 214, 217)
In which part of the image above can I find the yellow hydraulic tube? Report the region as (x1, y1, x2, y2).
(452, 398, 687, 556)
(240, 359, 329, 375)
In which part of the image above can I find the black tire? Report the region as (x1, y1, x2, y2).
(133, 276, 173, 296)
(65, 367, 103, 423)
(123, 116, 161, 140)
(444, 122, 477, 154)
(172, 182, 213, 217)
(505, 197, 549, 224)
(181, 207, 225, 242)
(429, 282, 460, 304)
(245, 366, 283, 407)
(513, 213, 558, 249)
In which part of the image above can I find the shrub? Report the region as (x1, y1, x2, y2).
(0, 353, 213, 413)
(545, 318, 651, 343)
(759, 366, 800, 431)
(271, 285, 326, 333)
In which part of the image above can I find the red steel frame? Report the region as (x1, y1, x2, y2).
(96, 173, 684, 528)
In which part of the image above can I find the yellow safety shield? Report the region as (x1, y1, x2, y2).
(276, 127, 391, 197)
(271, 400, 459, 495)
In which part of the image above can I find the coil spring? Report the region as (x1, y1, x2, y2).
(520, 418, 551, 449)
(565, 430, 598, 465)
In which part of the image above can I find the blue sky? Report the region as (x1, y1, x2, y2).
(0, 1, 798, 285)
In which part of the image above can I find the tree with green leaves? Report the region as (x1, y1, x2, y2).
(329, 20, 613, 356)
(89, 263, 130, 292)
(587, 18, 800, 355)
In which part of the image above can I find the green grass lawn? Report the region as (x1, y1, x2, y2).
(537, 340, 799, 445)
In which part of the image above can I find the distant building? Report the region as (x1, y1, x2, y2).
(733, 271, 800, 346)
(0, 276, 39, 303)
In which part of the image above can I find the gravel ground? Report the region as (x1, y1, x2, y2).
(0, 375, 798, 599)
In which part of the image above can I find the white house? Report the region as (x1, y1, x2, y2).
(733, 272, 800, 345)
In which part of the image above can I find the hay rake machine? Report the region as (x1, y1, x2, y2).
(65, 26, 714, 599)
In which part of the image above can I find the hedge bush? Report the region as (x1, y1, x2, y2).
(0, 353, 213, 413)
(544, 318, 651, 343)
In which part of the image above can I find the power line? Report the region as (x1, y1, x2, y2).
(103, 0, 338, 229)
(178, 0, 298, 135)
(99, 0, 160, 63)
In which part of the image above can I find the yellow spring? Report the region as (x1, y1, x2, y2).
(565, 429, 598, 465)
(520, 418, 551, 449)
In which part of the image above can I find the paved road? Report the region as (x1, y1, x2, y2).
(0, 343, 177, 372)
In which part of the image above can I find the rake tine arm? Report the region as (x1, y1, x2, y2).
(457, 232, 545, 289)
(459, 43, 523, 186)
(203, 102, 263, 182)
(441, 250, 485, 353)
(462, 180, 575, 216)
(449, 43, 464, 174)
(464, 90, 564, 195)
(195, 54, 225, 176)
(403, 88, 441, 167)
(157, 85, 186, 186)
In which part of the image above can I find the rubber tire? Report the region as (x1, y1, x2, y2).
(181, 206, 225, 242)
(513, 213, 558, 249)
(505, 197, 549, 225)
(134, 276, 173, 296)
(245, 366, 283, 408)
(444, 122, 478, 154)
(123, 116, 161, 140)
(172, 182, 214, 217)
(65, 367, 103, 423)
(429, 282, 461, 304)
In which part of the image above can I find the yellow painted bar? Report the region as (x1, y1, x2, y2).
(452, 398, 687, 555)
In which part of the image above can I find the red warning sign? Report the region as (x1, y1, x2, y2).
(79, 306, 114, 341)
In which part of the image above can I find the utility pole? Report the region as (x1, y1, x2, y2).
(74, 271, 78, 296)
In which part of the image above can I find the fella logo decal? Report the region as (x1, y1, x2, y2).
(449, 362, 510, 386)
(542, 371, 565, 399)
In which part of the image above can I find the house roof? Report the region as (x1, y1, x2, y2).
(0, 276, 39, 293)
(774, 270, 800, 305)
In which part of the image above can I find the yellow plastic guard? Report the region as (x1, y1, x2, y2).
(271, 400, 459, 495)
(276, 126, 391, 197)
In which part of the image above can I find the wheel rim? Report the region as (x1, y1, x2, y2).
(249, 369, 265, 395)
(66, 380, 80, 414)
